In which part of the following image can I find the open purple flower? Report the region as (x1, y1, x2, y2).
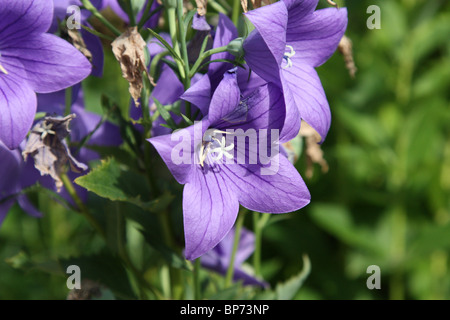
(201, 227, 268, 287)
(149, 70, 310, 260)
(0, 0, 91, 149)
(243, 0, 348, 142)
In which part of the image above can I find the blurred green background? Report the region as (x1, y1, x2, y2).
(1, 0, 449, 299)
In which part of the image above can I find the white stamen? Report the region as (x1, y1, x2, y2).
(282, 45, 296, 69)
(0, 63, 7, 75)
(199, 130, 235, 167)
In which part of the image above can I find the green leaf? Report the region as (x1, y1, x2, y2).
(275, 254, 311, 300)
(147, 28, 184, 66)
(183, 9, 197, 35)
(141, 230, 192, 271)
(153, 97, 177, 130)
(75, 158, 171, 212)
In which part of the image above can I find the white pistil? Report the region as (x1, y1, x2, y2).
(282, 45, 296, 69)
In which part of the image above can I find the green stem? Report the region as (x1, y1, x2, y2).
(208, 0, 229, 14)
(60, 173, 106, 239)
(176, 0, 190, 81)
(189, 45, 228, 78)
(166, 5, 186, 79)
(194, 258, 202, 300)
(232, 0, 241, 27)
(81, 0, 122, 37)
(124, 0, 136, 26)
(137, 0, 156, 29)
(253, 212, 270, 277)
(225, 211, 246, 287)
(176, 0, 191, 118)
(64, 87, 72, 116)
(80, 24, 115, 41)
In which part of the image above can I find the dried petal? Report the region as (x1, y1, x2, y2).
(299, 121, 329, 179)
(195, 0, 207, 16)
(22, 114, 88, 192)
(67, 29, 93, 63)
(111, 27, 152, 107)
(241, 0, 248, 13)
(338, 35, 357, 78)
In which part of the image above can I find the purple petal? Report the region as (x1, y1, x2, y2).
(221, 155, 310, 213)
(207, 71, 241, 125)
(279, 78, 302, 142)
(148, 120, 210, 184)
(244, 1, 287, 67)
(0, 0, 53, 44)
(236, 65, 268, 98)
(208, 13, 238, 90)
(81, 25, 104, 77)
(287, 7, 348, 67)
(0, 200, 13, 226)
(283, 0, 318, 17)
(37, 84, 81, 114)
(17, 195, 43, 218)
(2, 33, 91, 93)
(183, 167, 239, 260)
(152, 64, 184, 105)
(0, 143, 21, 226)
(243, 30, 282, 86)
(215, 83, 285, 132)
(180, 73, 211, 116)
(200, 227, 252, 267)
(71, 104, 122, 147)
(148, 33, 172, 57)
(106, 0, 161, 29)
(192, 14, 211, 31)
(0, 75, 37, 149)
(0, 142, 21, 195)
(281, 64, 330, 142)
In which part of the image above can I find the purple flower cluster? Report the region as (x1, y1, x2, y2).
(149, 0, 347, 260)
(0, 0, 92, 150)
(0, 0, 347, 268)
(0, 0, 120, 225)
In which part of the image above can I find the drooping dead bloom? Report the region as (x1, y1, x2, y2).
(299, 121, 329, 179)
(22, 114, 88, 192)
(112, 27, 152, 107)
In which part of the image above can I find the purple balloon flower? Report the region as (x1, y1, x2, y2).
(149, 70, 310, 260)
(243, 0, 348, 142)
(0, 0, 92, 150)
(201, 227, 268, 287)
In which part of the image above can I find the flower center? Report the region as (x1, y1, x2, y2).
(199, 129, 235, 167)
(32, 121, 56, 140)
(281, 45, 295, 69)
